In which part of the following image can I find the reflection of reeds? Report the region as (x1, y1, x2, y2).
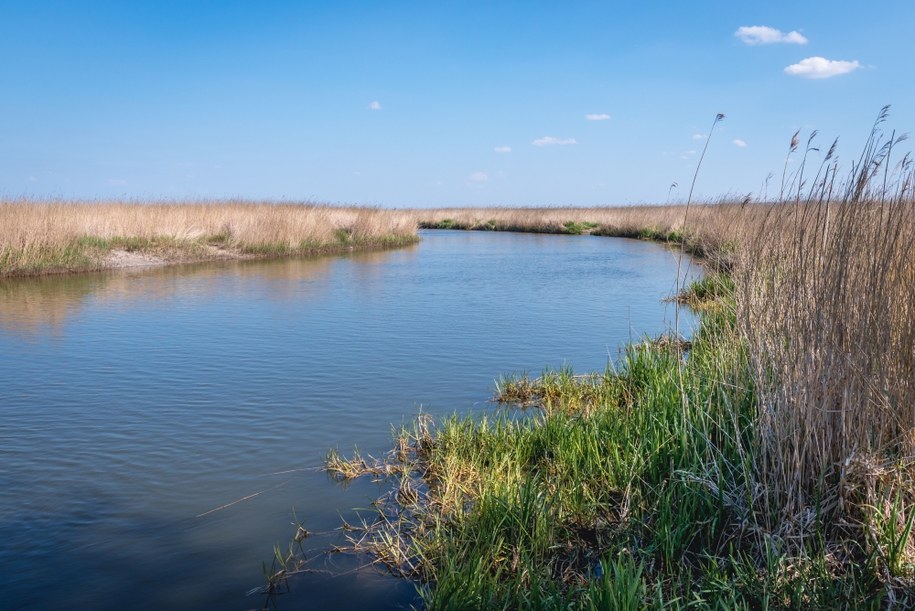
(0, 254, 345, 337)
(0, 200, 418, 276)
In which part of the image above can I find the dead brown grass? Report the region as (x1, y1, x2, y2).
(0, 199, 419, 277)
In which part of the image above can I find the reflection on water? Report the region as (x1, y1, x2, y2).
(0, 231, 694, 610)
(0, 252, 378, 336)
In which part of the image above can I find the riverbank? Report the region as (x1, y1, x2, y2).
(0, 201, 419, 277)
(409, 203, 764, 276)
(317, 126, 915, 607)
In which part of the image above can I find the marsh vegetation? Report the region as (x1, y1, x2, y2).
(0, 201, 418, 277)
(314, 111, 915, 608)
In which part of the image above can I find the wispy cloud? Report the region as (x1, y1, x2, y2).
(679, 150, 697, 160)
(106, 178, 128, 186)
(692, 133, 707, 140)
(27, 175, 37, 182)
(533, 136, 577, 147)
(784, 56, 861, 79)
(735, 25, 808, 45)
(584, 113, 610, 121)
(733, 139, 748, 148)
(494, 146, 512, 153)
(368, 100, 382, 110)
(468, 171, 489, 183)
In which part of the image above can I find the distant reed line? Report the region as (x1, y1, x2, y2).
(0, 200, 418, 277)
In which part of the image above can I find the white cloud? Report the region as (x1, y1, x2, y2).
(106, 178, 128, 186)
(27, 175, 37, 182)
(368, 100, 382, 110)
(468, 171, 488, 183)
(585, 113, 610, 121)
(733, 139, 748, 148)
(784, 56, 861, 79)
(735, 25, 808, 45)
(692, 133, 707, 140)
(533, 136, 577, 147)
(494, 146, 512, 153)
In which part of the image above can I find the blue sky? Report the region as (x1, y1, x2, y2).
(2, 1, 913, 207)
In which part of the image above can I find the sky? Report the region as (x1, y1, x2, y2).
(2, 0, 913, 207)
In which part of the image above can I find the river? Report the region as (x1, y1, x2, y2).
(0, 230, 697, 609)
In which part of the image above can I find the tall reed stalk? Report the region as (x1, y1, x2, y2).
(675, 112, 724, 338)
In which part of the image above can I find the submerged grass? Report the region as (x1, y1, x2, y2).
(0, 200, 419, 277)
(297, 110, 915, 608)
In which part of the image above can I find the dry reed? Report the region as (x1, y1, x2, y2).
(734, 113, 915, 571)
(0, 199, 418, 277)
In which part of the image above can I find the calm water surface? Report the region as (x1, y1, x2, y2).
(0, 230, 697, 610)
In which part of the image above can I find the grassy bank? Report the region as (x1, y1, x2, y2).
(414, 204, 721, 240)
(312, 114, 915, 608)
(0, 200, 418, 277)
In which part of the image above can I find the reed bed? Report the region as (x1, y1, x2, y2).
(736, 121, 915, 571)
(414, 204, 705, 237)
(311, 110, 915, 609)
(0, 200, 418, 277)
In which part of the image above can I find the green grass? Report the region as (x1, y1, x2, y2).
(672, 272, 734, 310)
(238, 234, 421, 257)
(0, 236, 112, 275)
(562, 221, 600, 235)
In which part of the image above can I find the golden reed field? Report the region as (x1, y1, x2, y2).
(0, 200, 418, 277)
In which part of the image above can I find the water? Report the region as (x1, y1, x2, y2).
(0, 230, 697, 610)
